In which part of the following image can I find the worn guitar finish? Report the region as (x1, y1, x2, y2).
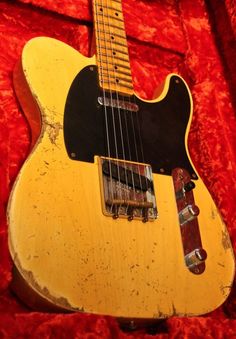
(8, 0, 235, 323)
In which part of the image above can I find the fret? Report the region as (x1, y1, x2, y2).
(96, 54, 131, 67)
(98, 54, 130, 66)
(97, 50, 129, 64)
(97, 37, 128, 49)
(95, 0, 123, 7)
(101, 79, 133, 90)
(98, 79, 133, 95)
(111, 0, 122, 4)
(110, 62, 131, 71)
(96, 12, 124, 23)
(99, 46, 129, 58)
(95, 4, 123, 13)
(99, 65, 131, 77)
(102, 77, 133, 89)
(96, 20, 127, 32)
(98, 28, 126, 40)
(99, 82, 133, 95)
(96, 56, 131, 70)
(99, 70, 131, 83)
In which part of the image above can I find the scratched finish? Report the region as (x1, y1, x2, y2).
(8, 37, 235, 319)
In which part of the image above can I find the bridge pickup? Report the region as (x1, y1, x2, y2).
(98, 157, 157, 221)
(102, 160, 153, 192)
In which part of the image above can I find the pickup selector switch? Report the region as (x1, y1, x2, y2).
(179, 204, 199, 225)
(176, 180, 196, 199)
(184, 181, 195, 192)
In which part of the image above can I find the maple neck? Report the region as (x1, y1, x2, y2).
(92, 0, 133, 96)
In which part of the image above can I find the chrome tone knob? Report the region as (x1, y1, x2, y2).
(179, 204, 199, 225)
(185, 248, 207, 268)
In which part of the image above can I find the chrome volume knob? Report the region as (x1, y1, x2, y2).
(179, 204, 199, 225)
(185, 248, 207, 268)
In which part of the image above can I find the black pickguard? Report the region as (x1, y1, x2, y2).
(64, 65, 197, 178)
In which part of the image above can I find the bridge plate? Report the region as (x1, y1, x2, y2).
(98, 157, 157, 221)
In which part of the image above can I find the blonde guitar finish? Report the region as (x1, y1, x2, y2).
(8, 37, 235, 320)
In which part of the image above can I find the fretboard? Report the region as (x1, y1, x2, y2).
(92, 0, 133, 95)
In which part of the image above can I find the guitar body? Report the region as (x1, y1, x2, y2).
(8, 37, 235, 320)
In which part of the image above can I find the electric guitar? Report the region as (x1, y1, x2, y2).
(8, 0, 235, 323)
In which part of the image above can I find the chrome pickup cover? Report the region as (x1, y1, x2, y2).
(98, 96, 139, 112)
(98, 157, 157, 221)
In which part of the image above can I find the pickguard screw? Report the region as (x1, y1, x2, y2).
(89, 66, 94, 71)
(71, 152, 76, 158)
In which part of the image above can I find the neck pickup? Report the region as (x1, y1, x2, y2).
(98, 96, 139, 112)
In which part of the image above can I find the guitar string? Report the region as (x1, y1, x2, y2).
(123, 46, 146, 211)
(116, 34, 148, 216)
(129, 98, 146, 209)
(96, 0, 148, 218)
(117, 0, 146, 211)
(123, 102, 137, 204)
(103, 0, 131, 213)
(110, 0, 142, 213)
(101, 0, 144, 216)
(132, 95, 148, 211)
(98, 0, 123, 214)
(113, 0, 138, 209)
(105, 3, 134, 215)
(119, 94, 139, 208)
(94, 0, 114, 210)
